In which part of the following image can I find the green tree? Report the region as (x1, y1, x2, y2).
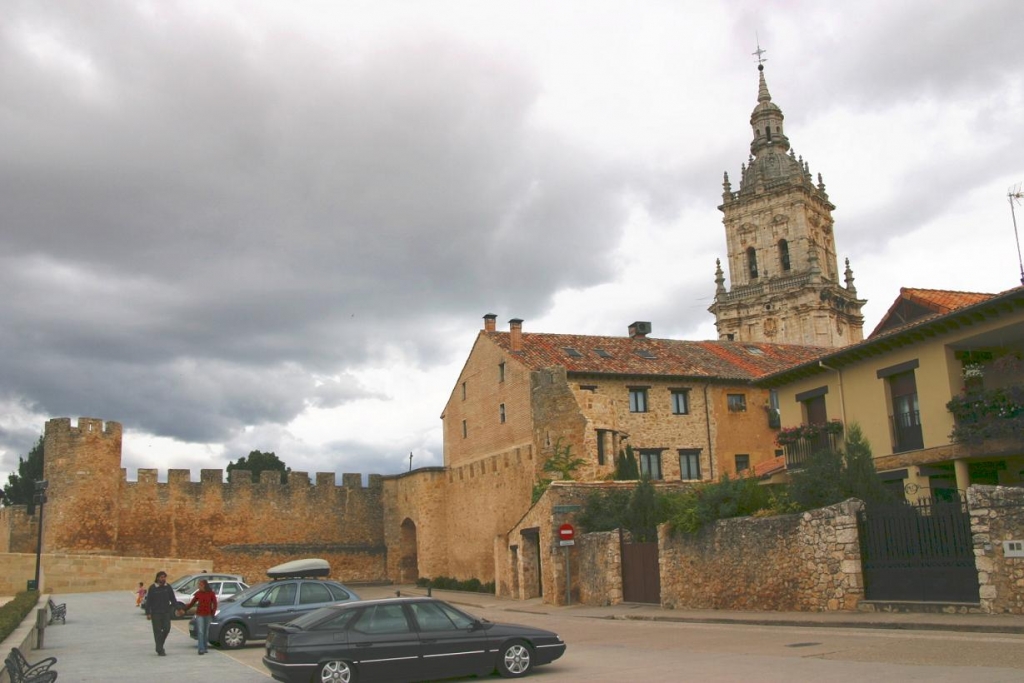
(614, 444, 640, 480)
(2, 436, 44, 512)
(625, 476, 661, 541)
(788, 422, 892, 510)
(227, 450, 291, 484)
(542, 439, 586, 480)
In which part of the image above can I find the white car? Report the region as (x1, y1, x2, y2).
(173, 578, 249, 614)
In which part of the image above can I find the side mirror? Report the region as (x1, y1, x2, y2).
(259, 599, 273, 608)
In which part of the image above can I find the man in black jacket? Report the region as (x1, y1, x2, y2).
(145, 571, 177, 655)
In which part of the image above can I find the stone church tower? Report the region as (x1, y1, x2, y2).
(709, 63, 865, 347)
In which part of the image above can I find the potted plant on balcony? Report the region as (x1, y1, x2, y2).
(775, 420, 844, 447)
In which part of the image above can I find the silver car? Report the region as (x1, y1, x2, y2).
(174, 578, 249, 613)
(190, 578, 360, 649)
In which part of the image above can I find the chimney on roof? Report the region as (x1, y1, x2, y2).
(483, 313, 497, 333)
(509, 318, 523, 352)
(628, 321, 652, 339)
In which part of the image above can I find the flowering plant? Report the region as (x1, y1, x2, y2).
(775, 420, 843, 447)
(947, 385, 1024, 445)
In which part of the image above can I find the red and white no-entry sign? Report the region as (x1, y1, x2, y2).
(558, 523, 575, 545)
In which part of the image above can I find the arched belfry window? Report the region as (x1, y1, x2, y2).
(778, 239, 791, 271)
(765, 126, 772, 141)
(747, 247, 758, 279)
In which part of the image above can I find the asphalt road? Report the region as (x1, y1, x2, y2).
(192, 600, 1024, 682)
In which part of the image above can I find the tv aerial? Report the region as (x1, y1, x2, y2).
(1011, 183, 1024, 285)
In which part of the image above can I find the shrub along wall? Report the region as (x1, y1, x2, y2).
(658, 499, 865, 612)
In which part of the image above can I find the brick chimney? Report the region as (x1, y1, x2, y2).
(483, 313, 497, 332)
(628, 321, 652, 339)
(509, 318, 523, 351)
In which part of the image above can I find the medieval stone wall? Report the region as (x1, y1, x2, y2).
(576, 530, 622, 606)
(381, 468, 449, 583)
(0, 506, 38, 554)
(969, 485, 1024, 614)
(0, 552, 211, 595)
(659, 499, 864, 611)
(38, 418, 389, 585)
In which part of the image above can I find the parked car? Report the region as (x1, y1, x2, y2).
(262, 597, 567, 683)
(140, 572, 244, 611)
(190, 561, 359, 649)
(173, 578, 249, 614)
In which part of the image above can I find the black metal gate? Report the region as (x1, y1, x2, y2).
(620, 533, 660, 604)
(857, 497, 979, 603)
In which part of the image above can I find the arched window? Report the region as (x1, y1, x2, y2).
(778, 239, 791, 271)
(747, 247, 758, 279)
(765, 126, 772, 141)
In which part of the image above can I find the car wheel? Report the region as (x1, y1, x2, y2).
(221, 623, 248, 649)
(497, 640, 532, 678)
(318, 660, 355, 683)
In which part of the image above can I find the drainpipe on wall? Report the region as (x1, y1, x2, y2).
(818, 361, 847, 426)
(703, 383, 714, 481)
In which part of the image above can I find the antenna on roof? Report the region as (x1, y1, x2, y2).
(1010, 183, 1024, 285)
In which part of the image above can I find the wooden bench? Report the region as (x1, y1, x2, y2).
(4, 647, 58, 683)
(46, 599, 65, 625)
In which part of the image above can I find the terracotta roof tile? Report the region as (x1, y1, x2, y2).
(487, 332, 829, 381)
(752, 455, 786, 478)
(869, 287, 996, 338)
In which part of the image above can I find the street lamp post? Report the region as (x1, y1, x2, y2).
(32, 480, 49, 592)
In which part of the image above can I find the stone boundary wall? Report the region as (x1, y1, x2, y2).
(659, 500, 864, 612)
(576, 531, 622, 606)
(968, 485, 1024, 614)
(0, 553, 212, 595)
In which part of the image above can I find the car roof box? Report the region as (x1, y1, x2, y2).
(267, 558, 331, 579)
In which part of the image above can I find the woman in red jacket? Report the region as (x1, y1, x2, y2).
(184, 579, 218, 655)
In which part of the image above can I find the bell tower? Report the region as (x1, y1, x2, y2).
(709, 56, 865, 348)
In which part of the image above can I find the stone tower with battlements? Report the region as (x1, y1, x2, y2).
(708, 61, 865, 348)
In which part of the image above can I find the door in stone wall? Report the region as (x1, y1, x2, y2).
(621, 536, 660, 604)
(857, 497, 979, 603)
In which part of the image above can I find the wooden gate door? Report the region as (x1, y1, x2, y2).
(857, 497, 979, 603)
(621, 538, 660, 604)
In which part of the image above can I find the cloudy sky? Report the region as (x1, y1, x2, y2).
(1, 0, 1022, 482)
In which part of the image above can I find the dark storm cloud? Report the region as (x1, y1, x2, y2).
(0, 3, 634, 445)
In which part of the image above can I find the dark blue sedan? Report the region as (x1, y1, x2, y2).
(262, 597, 566, 683)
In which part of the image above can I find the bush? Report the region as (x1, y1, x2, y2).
(665, 475, 773, 535)
(0, 590, 40, 643)
(415, 576, 495, 594)
(788, 422, 893, 509)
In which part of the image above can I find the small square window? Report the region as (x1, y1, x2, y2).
(629, 388, 649, 413)
(735, 454, 750, 472)
(671, 389, 690, 415)
(499, 404, 506, 424)
(727, 394, 747, 412)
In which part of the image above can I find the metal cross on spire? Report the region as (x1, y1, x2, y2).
(752, 37, 767, 66)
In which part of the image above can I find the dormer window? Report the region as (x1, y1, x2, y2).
(747, 247, 758, 279)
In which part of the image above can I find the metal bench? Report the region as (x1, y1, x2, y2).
(4, 647, 58, 683)
(46, 599, 66, 625)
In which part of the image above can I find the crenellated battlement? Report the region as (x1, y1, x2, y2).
(125, 468, 383, 490)
(45, 416, 122, 440)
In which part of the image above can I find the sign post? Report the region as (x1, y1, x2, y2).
(558, 523, 575, 606)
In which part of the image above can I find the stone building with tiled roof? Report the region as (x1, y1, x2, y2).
(436, 314, 829, 586)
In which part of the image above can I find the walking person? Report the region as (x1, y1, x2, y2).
(135, 581, 146, 607)
(183, 579, 218, 655)
(145, 571, 176, 656)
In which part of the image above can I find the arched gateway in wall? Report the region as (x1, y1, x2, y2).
(398, 518, 419, 584)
